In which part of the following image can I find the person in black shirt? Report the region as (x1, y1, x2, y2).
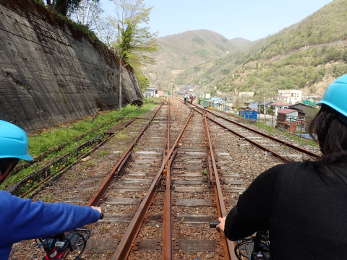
(217, 74, 347, 260)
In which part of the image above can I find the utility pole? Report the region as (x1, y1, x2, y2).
(263, 96, 267, 125)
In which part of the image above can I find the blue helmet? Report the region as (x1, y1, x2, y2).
(0, 120, 33, 161)
(317, 74, 347, 117)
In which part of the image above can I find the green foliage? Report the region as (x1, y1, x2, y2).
(135, 69, 150, 91)
(182, 0, 347, 96)
(117, 22, 136, 63)
(111, 0, 157, 92)
(215, 45, 347, 95)
(0, 103, 155, 189)
(250, 0, 347, 61)
(112, 0, 157, 66)
(254, 121, 317, 147)
(28, 104, 153, 157)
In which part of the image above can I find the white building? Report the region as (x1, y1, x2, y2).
(144, 88, 158, 98)
(278, 90, 302, 104)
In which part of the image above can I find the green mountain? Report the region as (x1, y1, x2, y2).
(144, 30, 252, 90)
(181, 0, 347, 99)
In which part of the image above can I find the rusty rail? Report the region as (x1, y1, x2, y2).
(194, 103, 319, 159)
(203, 113, 238, 260)
(194, 107, 290, 163)
(163, 98, 173, 259)
(87, 104, 163, 206)
(112, 110, 194, 260)
(16, 118, 138, 198)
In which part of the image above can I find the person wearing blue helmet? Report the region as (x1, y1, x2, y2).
(217, 74, 347, 260)
(0, 120, 103, 260)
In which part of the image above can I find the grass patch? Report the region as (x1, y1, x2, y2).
(115, 131, 129, 140)
(29, 104, 154, 157)
(36, 193, 55, 202)
(144, 97, 163, 104)
(254, 121, 317, 147)
(1, 104, 155, 190)
(95, 151, 110, 159)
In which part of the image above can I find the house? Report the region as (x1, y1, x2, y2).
(276, 109, 299, 133)
(210, 97, 225, 105)
(301, 99, 317, 107)
(278, 90, 303, 104)
(144, 88, 158, 98)
(258, 101, 274, 115)
(277, 109, 298, 121)
(246, 101, 259, 111)
(289, 103, 319, 131)
(270, 101, 290, 117)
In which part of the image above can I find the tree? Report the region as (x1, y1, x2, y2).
(111, 0, 157, 105)
(94, 18, 119, 47)
(112, 0, 157, 67)
(68, 0, 103, 30)
(43, 0, 99, 16)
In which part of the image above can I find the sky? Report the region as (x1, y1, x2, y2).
(100, 0, 334, 41)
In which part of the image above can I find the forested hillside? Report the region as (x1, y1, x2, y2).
(145, 30, 252, 89)
(177, 0, 347, 98)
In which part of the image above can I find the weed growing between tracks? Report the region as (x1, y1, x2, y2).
(29, 104, 154, 157)
(0, 104, 155, 191)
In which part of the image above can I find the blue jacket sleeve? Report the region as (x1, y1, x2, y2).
(0, 191, 100, 245)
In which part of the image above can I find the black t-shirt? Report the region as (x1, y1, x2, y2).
(224, 161, 347, 260)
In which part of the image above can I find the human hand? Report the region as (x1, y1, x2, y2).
(216, 217, 226, 232)
(91, 206, 102, 214)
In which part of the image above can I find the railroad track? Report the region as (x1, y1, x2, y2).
(189, 103, 320, 162)
(11, 115, 145, 176)
(80, 103, 173, 259)
(10, 104, 167, 258)
(11, 99, 321, 260)
(11, 117, 139, 197)
(107, 101, 239, 260)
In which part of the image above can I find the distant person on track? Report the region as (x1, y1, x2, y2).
(184, 93, 189, 104)
(0, 120, 103, 260)
(217, 74, 347, 260)
(189, 94, 195, 104)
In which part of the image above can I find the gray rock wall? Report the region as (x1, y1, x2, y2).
(0, 1, 143, 131)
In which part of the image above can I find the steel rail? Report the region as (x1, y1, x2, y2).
(163, 98, 173, 259)
(193, 107, 290, 163)
(203, 113, 238, 260)
(112, 110, 194, 260)
(194, 103, 319, 159)
(17, 118, 138, 198)
(20, 133, 113, 198)
(87, 104, 163, 206)
(13, 116, 138, 175)
(163, 151, 176, 260)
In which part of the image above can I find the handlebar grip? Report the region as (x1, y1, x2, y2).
(209, 221, 220, 228)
